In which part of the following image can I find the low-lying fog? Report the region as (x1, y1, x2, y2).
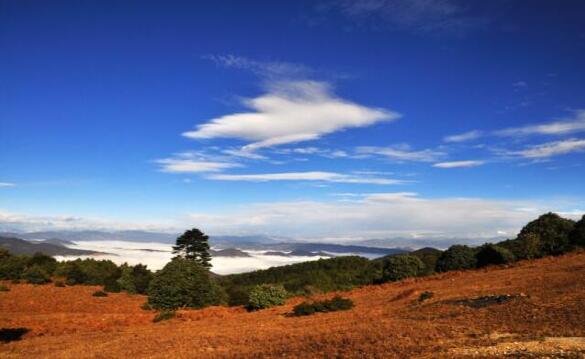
(53, 240, 329, 275)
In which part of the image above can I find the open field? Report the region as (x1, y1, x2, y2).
(1, 251, 585, 358)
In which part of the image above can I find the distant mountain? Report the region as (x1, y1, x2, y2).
(210, 248, 251, 257)
(0, 236, 106, 256)
(230, 242, 407, 257)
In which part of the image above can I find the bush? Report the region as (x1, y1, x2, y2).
(0, 256, 29, 280)
(226, 285, 251, 307)
(57, 262, 87, 285)
(153, 309, 175, 323)
(247, 284, 288, 310)
(436, 245, 477, 272)
(103, 279, 121, 293)
(117, 264, 153, 294)
(0, 285, 9, 292)
(54, 280, 65, 288)
(147, 258, 225, 310)
(570, 215, 585, 248)
(518, 212, 575, 256)
(22, 265, 51, 284)
(141, 302, 153, 311)
(291, 296, 354, 316)
(92, 290, 108, 297)
(476, 244, 515, 268)
(498, 233, 542, 260)
(381, 255, 425, 282)
(28, 253, 57, 276)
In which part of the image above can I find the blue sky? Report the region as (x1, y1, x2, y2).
(1, 0, 584, 244)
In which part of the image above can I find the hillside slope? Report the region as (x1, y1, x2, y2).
(1, 251, 585, 358)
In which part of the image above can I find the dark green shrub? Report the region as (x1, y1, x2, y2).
(28, 253, 57, 276)
(147, 258, 225, 310)
(226, 285, 251, 307)
(103, 279, 121, 293)
(92, 290, 108, 297)
(410, 248, 442, 275)
(153, 309, 176, 323)
(518, 212, 574, 256)
(117, 264, 153, 294)
(0, 255, 29, 280)
(381, 255, 425, 282)
(291, 296, 354, 316)
(570, 215, 585, 248)
(141, 302, 153, 311)
(54, 280, 65, 288)
(0, 248, 10, 260)
(476, 244, 516, 268)
(0, 284, 9, 292)
(436, 245, 477, 272)
(498, 233, 542, 260)
(247, 284, 288, 310)
(22, 265, 51, 284)
(57, 262, 87, 285)
(418, 291, 434, 302)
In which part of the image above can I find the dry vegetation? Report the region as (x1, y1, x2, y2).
(1, 251, 585, 358)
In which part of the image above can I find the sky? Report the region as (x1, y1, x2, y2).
(1, 0, 585, 246)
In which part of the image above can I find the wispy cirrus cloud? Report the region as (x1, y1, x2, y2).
(328, 0, 488, 35)
(356, 144, 445, 162)
(443, 130, 482, 143)
(508, 138, 585, 159)
(433, 160, 485, 168)
(496, 110, 585, 137)
(183, 80, 399, 151)
(0, 182, 15, 188)
(156, 159, 240, 173)
(203, 54, 311, 80)
(207, 171, 404, 185)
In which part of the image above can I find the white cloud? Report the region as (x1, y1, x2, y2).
(0, 209, 178, 233)
(207, 171, 404, 185)
(187, 193, 578, 242)
(496, 110, 585, 137)
(443, 130, 482, 143)
(182, 80, 399, 150)
(57, 240, 328, 273)
(433, 160, 485, 168)
(510, 138, 585, 159)
(0, 182, 15, 187)
(356, 144, 445, 162)
(156, 159, 240, 173)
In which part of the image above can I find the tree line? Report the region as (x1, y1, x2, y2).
(0, 212, 584, 313)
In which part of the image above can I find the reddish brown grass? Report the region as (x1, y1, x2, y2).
(1, 251, 585, 358)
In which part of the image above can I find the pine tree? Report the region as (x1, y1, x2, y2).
(172, 228, 212, 269)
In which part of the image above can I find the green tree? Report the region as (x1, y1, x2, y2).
(569, 215, 585, 248)
(498, 233, 542, 260)
(518, 212, 575, 255)
(147, 258, 225, 309)
(28, 253, 57, 275)
(475, 244, 515, 268)
(22, 264, 51, 284)
(435, 245, 477, 272)
(173, 228, 212, 269)
(381, 255, 425, 282)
